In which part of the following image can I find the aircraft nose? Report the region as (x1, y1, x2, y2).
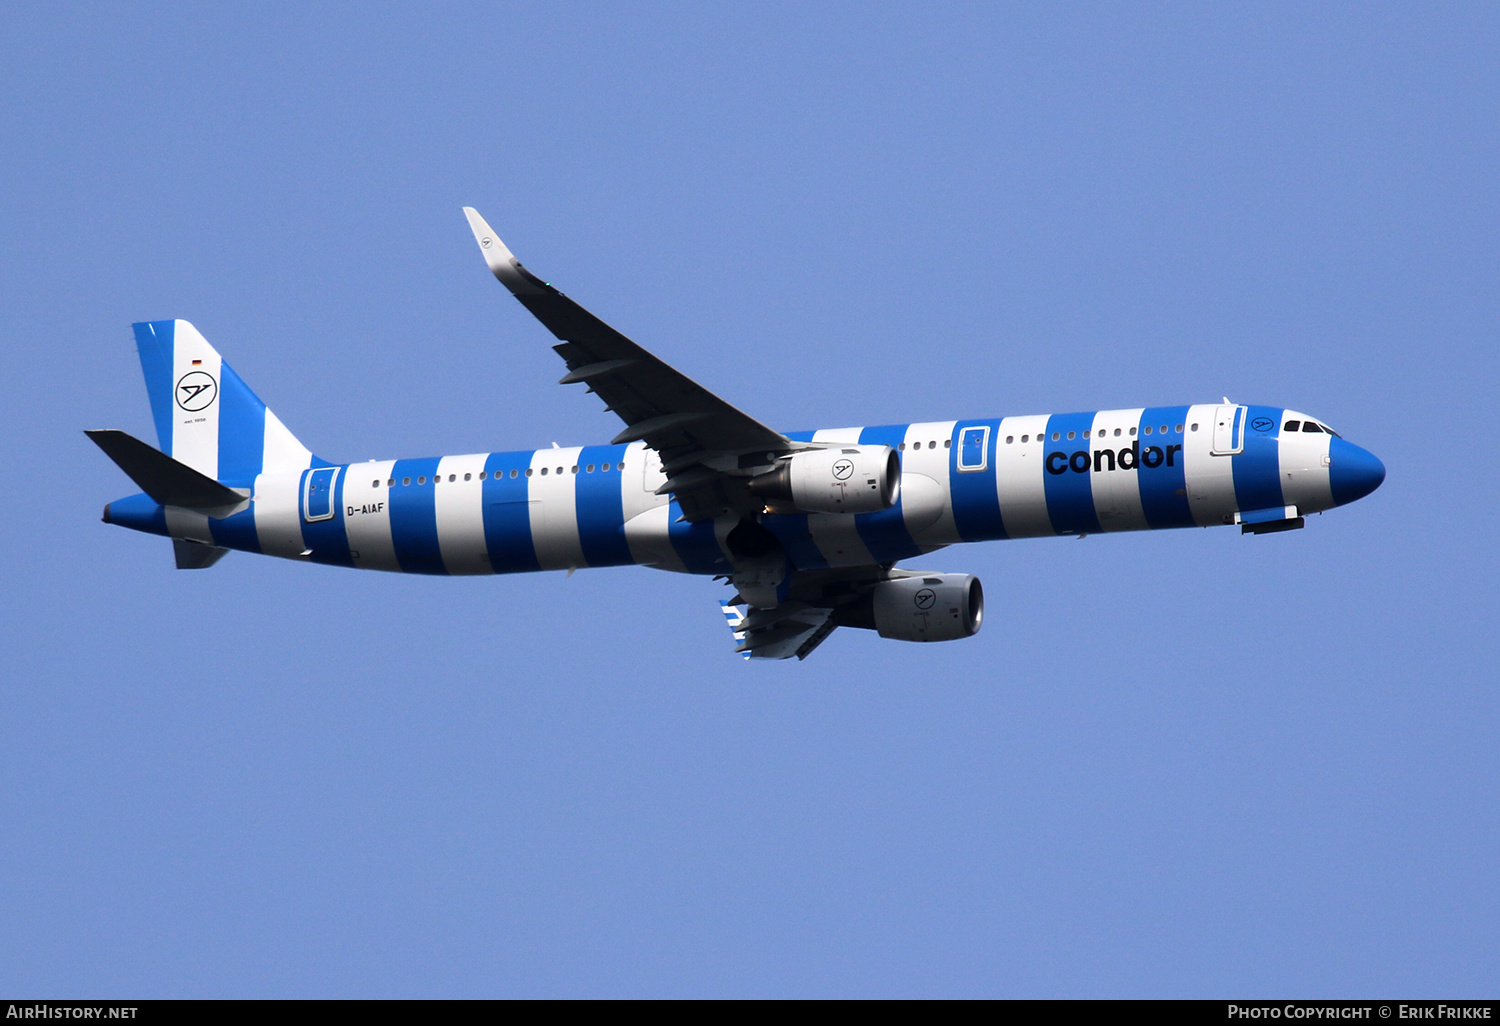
(1329, 437, 1386, 506)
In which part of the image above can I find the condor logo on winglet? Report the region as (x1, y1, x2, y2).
(1046, 442, 1183, 475)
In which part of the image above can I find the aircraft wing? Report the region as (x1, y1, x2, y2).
(721, 600, 838, 660)
(464, 208, 793, 520)
(718, 561, 934, 660)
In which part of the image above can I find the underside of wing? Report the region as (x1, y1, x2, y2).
(463, 208, 795, 520)
(722, 600, 839, 661)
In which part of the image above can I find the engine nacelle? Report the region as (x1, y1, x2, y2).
(748, 446, 899, 515)
(871, 574, 984, 642)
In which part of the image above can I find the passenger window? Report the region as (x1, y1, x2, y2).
(464, 473, 471, 481)
(1052, 433, 1060, 441)
(449, 474, 456, 482)
(1144, 425, 1153, 435)
(510, 469, 518, 478)
(1175, 424, 1183, 433)
(587, 464, 595, 473)
(1302, 422, 1324, 433)
(402, 477, 411, 486)
(603, 462, 611, 471)
(1285, 420, 1301, 432)
(387, 479, 395, 487)
(1006, 435, 1014, 444)
(417, 476, 425, 485)
(525, 469, 532, 477)
(1067, 431, 1075, 440)
(540, 467, 548, 475)
(1114, 428, 1122, 437)
(1129, 427, 1137, 436)
(371, 480, 379, 488)
(571, 466, 578, 473)
(1190, 423, 1199, 431)
(898, 443, 905, 450)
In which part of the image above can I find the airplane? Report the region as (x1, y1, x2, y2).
(87, 208, 1386, 660)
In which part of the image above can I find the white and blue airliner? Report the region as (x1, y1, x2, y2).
(89, 209, 1386, 659)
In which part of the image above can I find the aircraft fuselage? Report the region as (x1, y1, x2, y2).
(104, 403, 1385, 577)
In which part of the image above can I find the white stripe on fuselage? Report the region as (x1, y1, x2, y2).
(1183, 403, 1235, 526)
(434, 454, 490, 575)
(1090, 409, 1148, 532)
(528, 447, 586, 571)
(902, 421, 958, 549)
(994, 414, 1052, 538)
(343, 461, 399, 571)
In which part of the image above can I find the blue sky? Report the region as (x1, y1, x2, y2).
(2, 3, 1496, 997)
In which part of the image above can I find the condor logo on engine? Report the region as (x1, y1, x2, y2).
(1046, 441, 1183, 475)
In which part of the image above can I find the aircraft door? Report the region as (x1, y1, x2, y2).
(640, 446, 667, 495)
(302, 466, 338, 522)
(1212, 405, 1245, 455)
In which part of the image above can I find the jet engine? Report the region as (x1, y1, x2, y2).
(748, 446, 899, 515)
(870, 574, 984, 642)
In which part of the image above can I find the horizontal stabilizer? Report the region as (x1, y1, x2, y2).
(173, 538, 230, 569)
(86, 429, 249, 515)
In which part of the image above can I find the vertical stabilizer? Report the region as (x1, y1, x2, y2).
(133, 320, 314, 487)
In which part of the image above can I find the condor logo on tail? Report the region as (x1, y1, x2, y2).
(174, 371, 217, 412)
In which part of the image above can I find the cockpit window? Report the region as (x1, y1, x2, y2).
(1284, 420, 1301, 432)
(1302, 422, 1324, 433)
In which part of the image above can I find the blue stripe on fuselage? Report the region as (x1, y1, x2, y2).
(1042, 412, 1101, 535)
(574, 445, 632, 568)
(481, 451, 540, 574)
(950, 419, 1006, 542)
(854, 423, 922, 563)
(388, 457, 446, 574)
(299, 467, 354, 568)
(208, 503, 262, 554)
(763, 513, 828, 571)
(1135, 406, 1195, 529)
(667, 499, 730, 575)
(1231, 405, 1285, 514)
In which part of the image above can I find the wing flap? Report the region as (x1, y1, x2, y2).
(721, 600, 837, 660)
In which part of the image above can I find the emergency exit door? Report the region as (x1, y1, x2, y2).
(1211, 405, 1244, 456)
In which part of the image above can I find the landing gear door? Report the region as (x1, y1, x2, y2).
(1212, 405, 1245, 456)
